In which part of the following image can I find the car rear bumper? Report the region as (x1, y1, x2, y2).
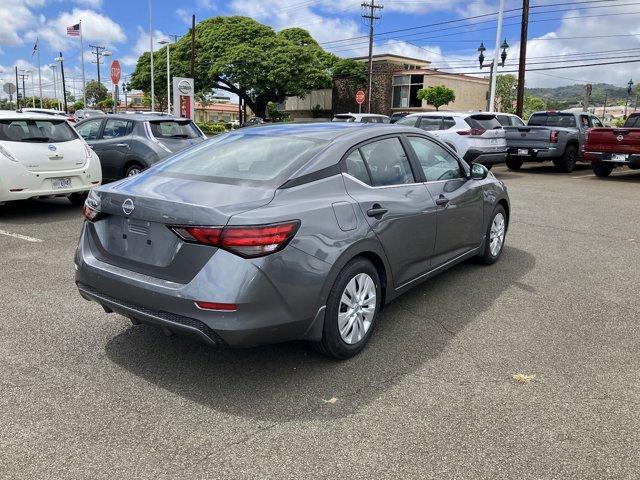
(74, 225, 330, 347)
(464, 149, 507, 165)
(586, 152, 640, 167)
(507, 146, 559, 160)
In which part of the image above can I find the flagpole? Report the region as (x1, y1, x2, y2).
(36, 39, 43, 108)
(80, 19, 86, 108)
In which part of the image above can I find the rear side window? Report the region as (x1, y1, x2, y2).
(157, 133, 328, 185)
(359, 137, 414, 186)
(624, 116, 640, 127)
(417, 117, 442, 131)
(528, 113, 576, 127)
(511, 116, 525, 126)
(465, 115, 501, 130)
(345, 150, 371, 184)
(149, 120, 200, 139)
(0, 119, 77, 143)
(442, 117, 456, 129)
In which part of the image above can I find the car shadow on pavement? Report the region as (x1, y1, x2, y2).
(584, 171, 640, 182)
(0, 198, 81, 224)
(104, 246, 535, 422)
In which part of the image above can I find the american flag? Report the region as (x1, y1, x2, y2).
(32, 37, 38, 56)
(67, 23, 80, 36)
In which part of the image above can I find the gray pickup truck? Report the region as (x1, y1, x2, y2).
(504, 111, 605, 172)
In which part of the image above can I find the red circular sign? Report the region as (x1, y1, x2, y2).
(355, 90, 366, 105)
(110, 60, 121, 84)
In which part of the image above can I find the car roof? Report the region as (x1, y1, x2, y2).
(77, 113, 180, 122)
(405, 111, 495, 118)
(0, 111, 68, 121)
(334, 113, 389, 119)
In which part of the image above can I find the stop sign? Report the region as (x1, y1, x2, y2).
(110, 60, 121, 84)
(355, 90, 366, 105)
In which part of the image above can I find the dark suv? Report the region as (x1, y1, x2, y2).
(75, 114, 206, 179)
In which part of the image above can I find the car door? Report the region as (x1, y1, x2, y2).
(405, 135, 484, 267)
(91, 118, 133, 179)
(342, 136, 438, 287)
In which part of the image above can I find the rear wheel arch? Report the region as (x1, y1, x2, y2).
(123, 159, 145, 177)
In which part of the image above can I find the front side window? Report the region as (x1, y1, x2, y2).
(102, 119, 130, 139)
(496, 115, 510, 126)
(591, 116, 604, 128)
(359, 137, 414, 186)
(408, 136, 464, 182)
(395, 116, 417, 127)
(0, 119, 78, 143)
(76, 119, 103, 140)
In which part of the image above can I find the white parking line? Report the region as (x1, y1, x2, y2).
(0, 229, 43, 243)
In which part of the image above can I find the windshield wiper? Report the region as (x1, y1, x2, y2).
(22, 137, 50, 142)
(167, 134, 189, 138)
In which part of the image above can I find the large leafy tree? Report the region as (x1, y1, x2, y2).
(495, 74, 517, 113)
(417, 85, 456, 111)
(85, 80, 108, 106)
(130, 17, 338, 117)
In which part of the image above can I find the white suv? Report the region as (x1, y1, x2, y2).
(0, 112, 102, 206)
(332, 113, 390, 123)
(396, 112, 507, 167)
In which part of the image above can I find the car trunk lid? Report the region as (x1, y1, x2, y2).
(586, 128, 640, 154)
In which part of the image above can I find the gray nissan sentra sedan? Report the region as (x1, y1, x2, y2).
(75, 123, 509, 359)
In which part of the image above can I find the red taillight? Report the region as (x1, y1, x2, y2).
(550, 130, 559, 143)
(457, 128, 486, 136)
(195, 301, 237, 312)
(83, 203, 100, 221)
(170, 221, 300, 258)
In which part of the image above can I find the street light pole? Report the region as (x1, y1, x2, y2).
(57, 53, 68, 113)
(478, 39, 509, 112)
(158, 39, 171, 114)
(49, 64, 58, 109)
(489, 0, 506, 113)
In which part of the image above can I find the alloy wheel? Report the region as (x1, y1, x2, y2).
(490, 212, 506, 257)
(338, 273, 376, 345)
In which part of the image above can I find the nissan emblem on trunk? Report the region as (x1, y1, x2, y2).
(122, 199, 135, 215)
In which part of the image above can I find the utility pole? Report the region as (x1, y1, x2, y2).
(15, 67, 20, 109)
(89, 45, 106, 84)
(190, 14, 196, 79)
(59, 52, 68, 113)
(602, 91, 608, 121)
(18, 70, 29, 110)
(361, 0, 383, 113)
(515, 0, 529, 118)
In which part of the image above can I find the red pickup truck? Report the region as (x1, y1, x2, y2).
(584, 113, 640, 177)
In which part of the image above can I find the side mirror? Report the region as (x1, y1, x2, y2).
(470, 163, 489, 180)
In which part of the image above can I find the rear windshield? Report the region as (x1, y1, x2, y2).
(528, 113, 576, 127)
(624, 115, 640, 128)
(149, 120, 201, 139)
(465, 115, 501, 130)
(332, 115, 355, 122)
(155, 132, 329, 186)
(0, 119, 77, 143)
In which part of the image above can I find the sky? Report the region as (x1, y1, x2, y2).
(1, 0, 639, 101)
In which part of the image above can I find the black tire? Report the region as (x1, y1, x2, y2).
(68, 192, 88, 206)
(593, 162, 613, 177)
(478, 205, 507, 265)
(555, 145, 578, 173)
(314, 258, 381, 359)
(124, 162, 145, 178)
(505, 156, 524, 170)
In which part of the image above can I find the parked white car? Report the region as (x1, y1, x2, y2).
(332, 113, 390, 123)
(395, 112, 507, 167)
(0, 112, 102, 206)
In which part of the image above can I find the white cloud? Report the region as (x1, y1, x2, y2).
(0, 0, 41, 45)
(73, 0, 103, 7)
(175, 8, 192, 25)
(34, 8, 126, 52)
(121, 26, 168, 67)
(196, 0, 216, 10)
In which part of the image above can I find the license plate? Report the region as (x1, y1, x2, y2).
(518, 148, 529, 156)
(51, 177, 72, 189)
(610, 154, 628, 162)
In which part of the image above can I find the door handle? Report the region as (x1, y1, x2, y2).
(435, 195, 450, 206)
(367, 204, 388, 218)
(116, 143, 129, 148)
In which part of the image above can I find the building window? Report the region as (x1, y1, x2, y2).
(392, 74, 424, 108)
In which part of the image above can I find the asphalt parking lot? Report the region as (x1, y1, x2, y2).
(1, 164, 639, 479)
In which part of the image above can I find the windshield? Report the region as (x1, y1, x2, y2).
(332, 115, 355, 122)
(155, 132, 329, 186)
(149, 120, 201, 139)
(528, 113, 576, 127)
(0, 119, 78, 143)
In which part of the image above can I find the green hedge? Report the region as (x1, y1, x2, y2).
(196, 122, 227, 135)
